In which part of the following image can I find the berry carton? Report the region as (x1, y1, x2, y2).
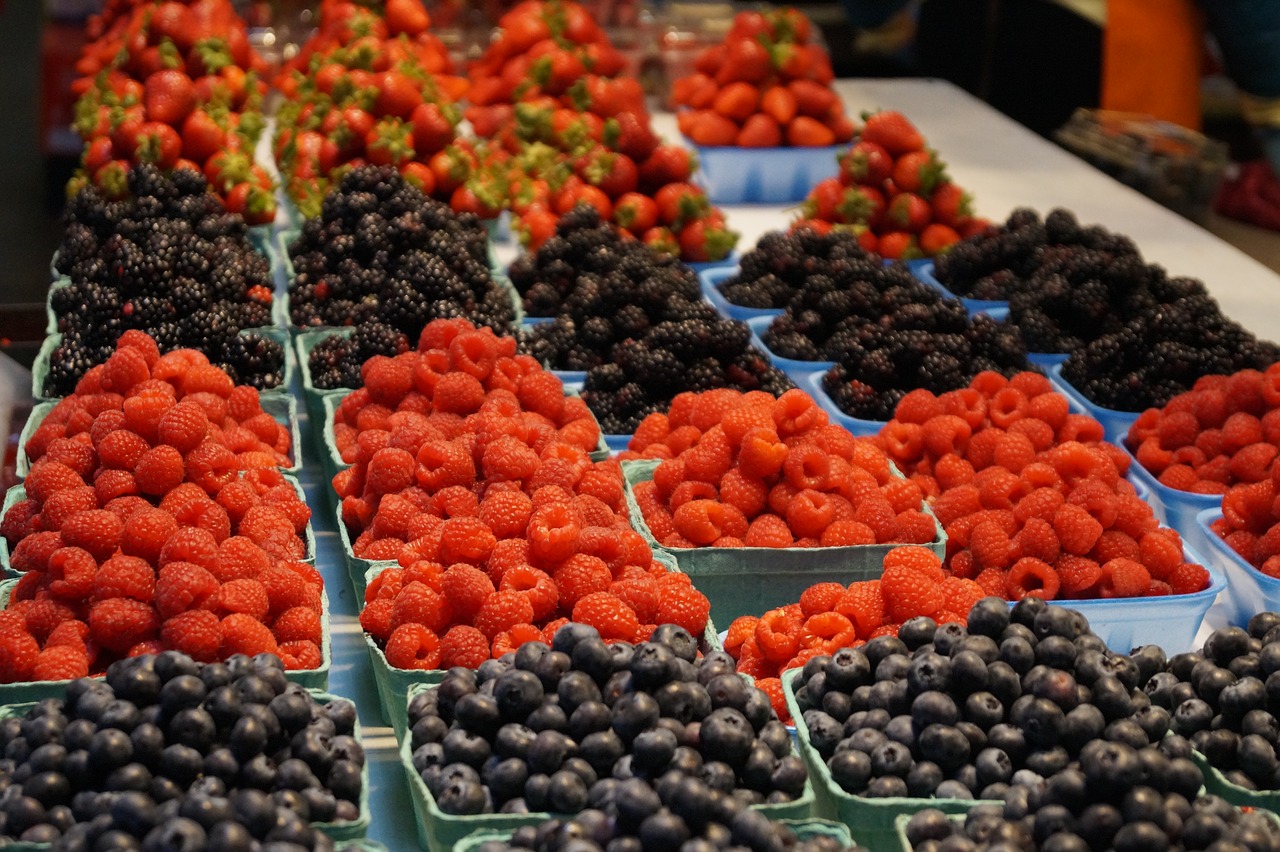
(1120, 442, 1221, 556)
(699, 265, 786, 323)
(784, 668, 994, 852)
(804, 370, 891, 438)
(622, 458, 945, 629)
(690, 142, 845, 205)
(1198, 507, 1280, 628)
(746, 316, 835, 386)
(911, 259, 1006, 317)
(1047, 362, 1141, 445)
(451, 819, 860, 851)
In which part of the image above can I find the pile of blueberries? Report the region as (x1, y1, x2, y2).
(407, 623, 808, 828)
(0, 651, 362, 850)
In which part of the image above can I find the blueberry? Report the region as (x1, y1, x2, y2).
(1221, 677, 1267, 721)
(489, 670, 543, 724)
(555, 672, 602, 717)
(906, 759, 944, 797)
(410, 716, 449, 752)
(869, 739, 913, 778)
(579, 730, 624, 777)
(328, 758, 363, 803)
(949, 651, 990, 696)
(985, 662, 1021, 709)
(912, 691, 959, 729)
(631, 727, 678, 776)
(526, 702, 568, 734)
(610, 692, 660, 745)
(568, 638, 614, 686)
(865, 775, 909, 797)
(437, 669, 478, 722)
(109, 762, 155, 793)
(531, 651, 572, 692)
(986, 724, 1026, 764)
(876, 653, 911, 683)
(268, 691, 314, 735)
(1197, 666, 1238, 709)
(1173, 698, 1214, 736)
(1080, 739, 1143, 796)
(999, 636, 1036, 674)
(1242, 709, 1280, 743)
(551, 623, 601, 657)
(883, 714, 915, 748)
(1010, 696, 1063, 748)
(99, 700, 141, 733)
(918, 724, 970, 771)
(524, 730, 573, 776)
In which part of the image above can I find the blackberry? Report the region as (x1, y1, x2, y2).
(286, 165, 506, 342)
(307, 322, 411, 391)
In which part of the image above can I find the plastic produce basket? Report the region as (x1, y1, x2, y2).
(910, 261, 1006, 317)
(1120, 442, 1222, 555)
(402, 678, 814, 852)
(745, 316, 834, 386)
(1192, 748, 1280, 815)
(803, 371, 889, 438)
(699, 265, 785, 322)
(1047, 362, 1140, 443)
(686, 139, 842, 204)
(295, 327, 352, 431)
(784, 670, 993, 852)
(452, 819, 858, 851)
(1197, 507, 1280, 628)
(622, 459, 945, 627)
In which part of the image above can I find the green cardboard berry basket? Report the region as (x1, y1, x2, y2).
(784, 669, 994, 852)
(334, 500, 395, 603)
(621, 459, 947, 628)
(0, 577, 333, 709)
(31, 327, 297, 406)
(295, 326, 352, 434)
(1, 484, 27, 579)
(452, 818, 859, 851)
(401, 674, 814, 852)
(44, 277, 70, 335)
(1192, 747, 1280, 815)
(362, 551, 724, 737)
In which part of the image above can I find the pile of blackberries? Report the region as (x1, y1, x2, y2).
(0, 651, 361, 848)
(902, 791, 1280, 852)
(792, 597, 1182, 802)
(1151, 613, 1280, 793)
(46, 164, 284, 395)
(821, 315, 1031, 421)
(931, 208, 1142, 302)
(714, 229, 878, 312)
(307, 322, 411, 390)
(473, 783, 863, 852)
(407, 623, 808, 819)
(1059, 304, 1279, 411)
(289, 164, 512, 336)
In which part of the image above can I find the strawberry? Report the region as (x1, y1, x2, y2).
(365, 118, 415, 167)
(694, 44, 727, 76)
(654, 183, 710, 229)
(919, 223, 961, 256)
(886, 193, 932, 233)
(324, 106, 377, 157)
(760, 86, 798, 127)
(791, 217, 833, 236)
(451, 182, 505, 219)
(877, 231, 918, 260)
(409, 102, 455, 158)
(787, 80, 838, 119)
(639, 145, 696, 190)
(429, 146, 476, 196)
(678, 216, 738, 263)
(642, 226, 680, 256)
(728, 11, 771, 41)
(712, 82, 760, 123)
(516, 204, 559, 251)
(861, 110, 924, 156)
(891, 150, 947, 196)
(400, 161, 436, 194)
(143, 69, 196, 126)
(93, 160, 131, 200)
(768, 8, 813, 44)
(803, 178, 846, 222)
(605, 112, 659, 162)
(673, 74, 719, 111)
(556, 183, 612, 220)
(204, 150, 252, 193)
(959, 217, 994, 239)
(385, 0, 430, 36)
(225, 181, 277, 226)
(83, 136, 115, 176)
(613, 192, 659, 235)
(374, 71, 424, 119)
(180, 109, 226, 165)
(134, 122, 182, 168)
(737, 114, 781, 148)
(687, 112, 738, 147)
(716, 38, 771, 86)
(771, 43, 815, 82)
(839, 141, 893, 186)
(786, 116, 835, 147)
(928, 182, 972, 227)
(855, 227, 879, 253)
(581, 149, 638, 199)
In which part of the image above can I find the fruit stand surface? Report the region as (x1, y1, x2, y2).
(293, 77, 1280, 846)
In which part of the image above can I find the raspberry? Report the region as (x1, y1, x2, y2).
(433, 372, 485, 415)
(186, 442, 238, 495)
(363, 355, 415, 407)
(799, 582, 845, 617)
(816, 520, 874, 547)
(91, 555, 156, 604)
(42, 487, 99, 533)
(33, 645, 89, 681)
(365, 447, 416, 497)
(278, 640, 323, 670)
(1094, 531, 1140, 564)
(0, 629, 40, 682)
(783, 443, 830, 491)
(268, 604, 322, 646)
(486, 538, 533, 584)
(130, 445, 184, 497)
(390, 581, 453, 634)
(89, 597, 159, 653)
(384, 623, 442, 670)
(1053, 503, 1104, 556)
(969, 519, 1015, 571)
(495, 623, 547, 657)
(498, 565, 558, 620)
(786, 490, 835, 539)
(155, 561, 221, 619)
(438, 517, 497, 566)
(880, 565, 943, 623)
(656, 582, 711, 635)
(1169, 561, 1210, 595)
(893, 510, 937, 544)
(1230, 443, 1279, 484)
(801, 611, 856, 651)
(161, 610, 223, 662)
(478, 490, 533, 539)
(1092, 557, 1151, 599)
(157, 401, 211, 454)
(102, 346, 151, 394)
(630, 412, 672, 451)
(441, 565, 496, 622)
(551, 554, 611, 607)
(19, 599, 77, 644)
(772, 388, 826, 439)
(183, 364, 235, 399)
(1006, 557, 1061, 601)
(360, 598, 395, 642)
(220, 613, 278, 657)
(482, 435, 541, 483)
(474, 590, 535, 639)
(440, 625, 491, 668)
(573, 592, 641, 641)
(239, 506, 305, 561)
(575, 465, 625, 510)
(754, 608, 801, 662)
(527, 503, 580, 567)
(852, 496, 897, 542)
(609, 576, 661, 624)
(218, 579, 271, 621)
(59, 509, 124, 561)
(744, 514, 794, 548)
(214, 536, 272, 582)
(738, 428, 788, 480)
(754, 677, 789, 723)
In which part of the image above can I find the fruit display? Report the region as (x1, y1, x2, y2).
(671, 8, 852, 149)
(324, 319, 712, 653)
(1154, 615, 1280, 792)
(1208, 468, 1280, 577)
(1126, 366, 1280, 495)
(792, 596, 1188, 802)
(0, 652, 362, 846)
(720, 548, 985, 715)
(48, 164, 283, 397)
(272, 0, 469, 217)
(623, 388, 939, 550)
(70, 0, 273, 218)
(794, 111, 989, 258)
(289, 167, 518, 388)
(405, 622, 808, 816)
(876, 371, 1212, 601)
(0, 334, 325, 680)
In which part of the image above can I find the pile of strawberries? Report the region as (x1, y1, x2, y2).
(797, 110, 990, 259)
(621, 388, 940, 549)
(672, 8, 853, 149)
(273, 0, 469, 218)
(724, 546, 984, 721)
(330, 319, 712, 667)
(1127, 365, 1280, 494)
(877, 371, 1211, 600)
(70, 0, 275, 221)
(1211, 467, 1280, 577)
(0, 332, 322, 683)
